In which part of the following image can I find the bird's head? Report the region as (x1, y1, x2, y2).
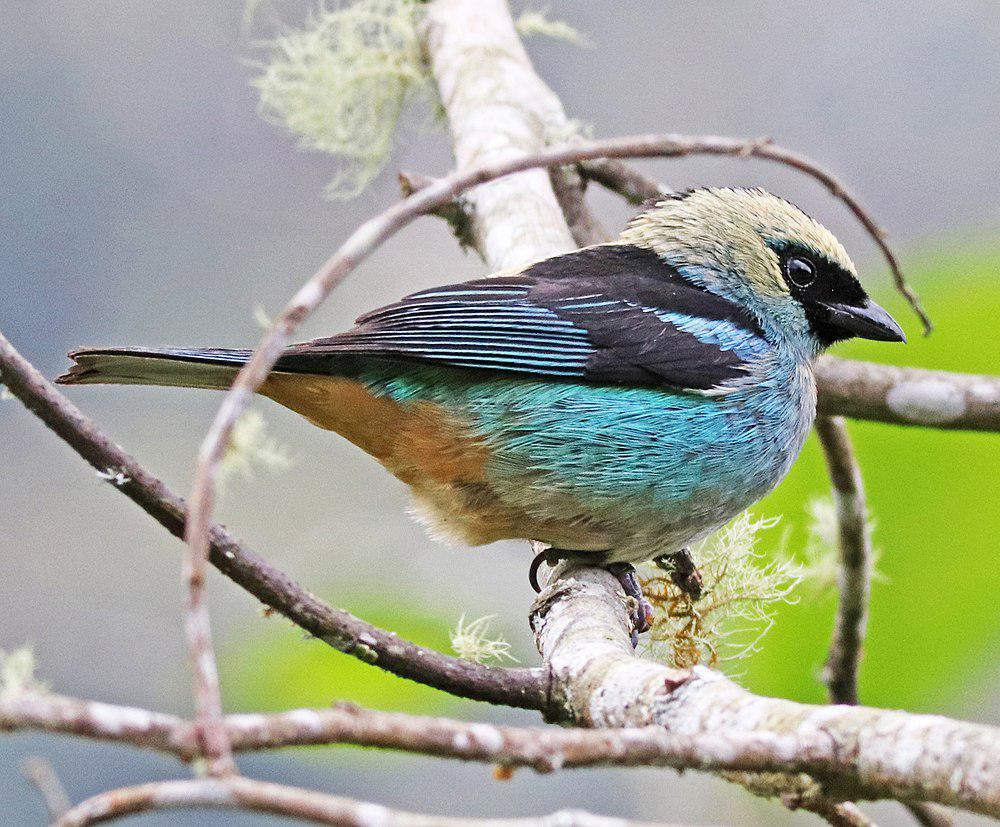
(620, 187, 906, 357)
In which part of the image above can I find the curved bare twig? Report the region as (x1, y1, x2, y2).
(54, 777, 674, 827)
(815, 417, 954, 827)
(815, 416, 872, 706)
(579, 147, 932, 335)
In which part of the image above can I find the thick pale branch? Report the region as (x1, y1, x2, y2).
(0, 330, 545, 709)
(420, 0, 576, 269)
(54, 777, 673, 827)
(531, 567, 1000, 817)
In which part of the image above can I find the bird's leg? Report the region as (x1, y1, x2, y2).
(605, 563, 655, 646)
(654, 548, 704, 601)
(528, 549, 652, 647)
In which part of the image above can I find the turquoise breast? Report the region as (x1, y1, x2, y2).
(354, 353, 816, 562)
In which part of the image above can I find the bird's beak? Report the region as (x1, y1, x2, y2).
(819, 298, 907, 343)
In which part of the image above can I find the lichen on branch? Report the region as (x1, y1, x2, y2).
(252, 0, 434, 198)
(640, 512, 801, 669)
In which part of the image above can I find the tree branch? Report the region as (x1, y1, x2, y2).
(3, 684, 989, 820)
(815, 416, 872, 706)
(815, 417, 954, 826)
(814, 356, 1000, 431)
(21, 757, 71, 822)
(577, 158, 674, 206)
(420, 0, 577, 269)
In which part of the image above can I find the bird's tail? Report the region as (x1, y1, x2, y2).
(55, 347, 252, 390)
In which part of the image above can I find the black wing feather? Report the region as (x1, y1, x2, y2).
(276, 245, 766, 391)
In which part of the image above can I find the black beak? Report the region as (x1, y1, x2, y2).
(819, 298, 906, 343)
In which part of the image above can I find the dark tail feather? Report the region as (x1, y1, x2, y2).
(55, 347, 252, 390)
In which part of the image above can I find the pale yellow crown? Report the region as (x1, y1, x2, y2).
(619, 187, 857, 299)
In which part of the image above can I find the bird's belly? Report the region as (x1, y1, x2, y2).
(464, 372, 815, 560)
(262, 363, 815, 561)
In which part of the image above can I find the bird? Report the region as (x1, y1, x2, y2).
(57, 187, 905, 641)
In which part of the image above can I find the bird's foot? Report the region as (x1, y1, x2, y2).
(606, 562, 655, 647)
(654, 548, 704, 601)
(528, 549, 652, 648)
(529, 546, 602, 592)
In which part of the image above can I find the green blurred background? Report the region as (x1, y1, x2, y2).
(3, 2, 999, 824)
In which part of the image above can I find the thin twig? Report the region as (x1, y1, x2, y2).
(815, 416, 871, 706)
(53, 776, 676, 827)
(807, 800, 877, 827)
(815, 416, 954, 827)
(577, 157, 674, 205)
(182, 493, 235, 776)
(903, 803, 955, 827)
(728, 771, 876, 827)
(22, 757, 71, 821)
(0, 330, 546, 709)
(579, 140, 932, 335)
(548, 165, 612, 247)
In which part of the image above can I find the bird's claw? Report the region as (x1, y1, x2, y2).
(607, 562, 654, 647)
(655, 548, 704, 601)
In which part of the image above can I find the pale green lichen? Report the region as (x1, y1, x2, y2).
(252, 303, 273, 330)
(1, 647, 43, 698)
(515, 8, 592, 47)
(641, 512, 801, 670)
(800, 496, 884, 591)
(800, 497, 841, 591)
(219, 410, 293, 488)
(252, 0, 433, 199)
(450, 614, 518, 664)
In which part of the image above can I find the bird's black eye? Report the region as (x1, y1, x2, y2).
(785, 256, 817, 289)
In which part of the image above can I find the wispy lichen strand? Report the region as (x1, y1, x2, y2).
(801, 496, 883, 591)
(253, 0, 432, 198)
(640, 513, 801, 669)
(450, 614, 518, 665)
(514, 9, 592, 47)
(218, 410, 292, 488)
(0, 648, 42, 699)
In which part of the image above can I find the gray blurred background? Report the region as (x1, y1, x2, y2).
(3, 1, 999, 824)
